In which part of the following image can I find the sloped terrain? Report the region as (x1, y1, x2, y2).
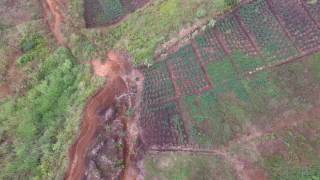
(139, 0, 320, 179)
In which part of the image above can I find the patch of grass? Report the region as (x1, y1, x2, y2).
(206, 58, 237, 85)
(262, 129, 320, 180)
(183, 87, 250, 147)
(144, 153, 236, 180)
(309, 53, 320, 80)
(230, 52, 264, 73)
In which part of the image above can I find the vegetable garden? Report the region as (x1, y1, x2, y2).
(166, 45, 211, 95)
(237, 0, 299, 64)
(268, 0, 320, 52)
(216, 14, 258, 56)
(84, 0, 149, 28)
(138, 0, 320, 150)
(302, 0, 320, 25)
(194, 29, 226, 65)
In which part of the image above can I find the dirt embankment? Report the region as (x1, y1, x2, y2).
(65, 77, 127, 180)
(65, 51, 144, 180)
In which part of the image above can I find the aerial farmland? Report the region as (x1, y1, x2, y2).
(0, 0, 320, 179)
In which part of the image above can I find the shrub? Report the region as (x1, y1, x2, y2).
(224, 0, 238, 7)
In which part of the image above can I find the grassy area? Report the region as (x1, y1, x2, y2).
(144, 153, 236, 180)
(257, 116, 320, 180)
(75, 0, 236, 64)
(182, 52, 320, 147)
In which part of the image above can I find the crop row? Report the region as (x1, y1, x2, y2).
(139, 101, 188, 147)
(167, 45, 211, 95)
(194, 29, 226, 65)
(268, 0, 320, 52)
(216, 14, 257, 56)
(302, 0, 320, 25)
(142, 61, 175, 106)
(84, 0, 148, 27)
(238, 0, 299, 64)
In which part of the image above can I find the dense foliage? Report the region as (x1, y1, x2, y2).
(0, 47, 100, 179)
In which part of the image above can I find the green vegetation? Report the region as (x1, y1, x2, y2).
(224, 0, 238, 7)
(261, 125, 320, 180)
(17, 34, 49, 65)
(206, 59, 236, 85)
(144, 153, 236, 180)
(230, 52, 264, 73)
(183, 84, 250, 146)
(87, 0, 124, 27)
(0, 47, 101, 179)
(238, 0, 298, 63)
(82, 0, 235, 64)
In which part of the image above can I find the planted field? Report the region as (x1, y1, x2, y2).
(302, 0, 320, 25)
(237, 0, 298, 64)
(142, 61, 175, 106)
(166, 45, 211, 95)
(268, 0, 320, 52)
(84, 0, 149, 28)
(193, 30, 226, 65)
(139, 0, 320, 154)
(140, 101, 187, 147)
(216, 14, 257, 56)
(143, 53, 320, 180)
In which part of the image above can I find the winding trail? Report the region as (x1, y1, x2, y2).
(42, 0, 64, 45)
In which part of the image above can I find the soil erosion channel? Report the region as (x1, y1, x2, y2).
(65, 51, 143, 180)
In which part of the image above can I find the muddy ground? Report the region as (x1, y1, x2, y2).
(65, 51, 145, 180)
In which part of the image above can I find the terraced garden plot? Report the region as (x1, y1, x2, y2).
(139, 0, 320, 152)
(84, 0, 149, 28)
(238, 0, 299, 64)
(139, 101, 187, 147)
(142, 61, 175, 106)
(268, 0, 320, 52)
(144, 54, 320, 179)
(121, 0, 148, 12)
(216, 14, 257, 56)
(84, 0, 124, 28)
(302, 0, 320, 25)
(193, 30, 226, 65)
(166, 45, 211, 95)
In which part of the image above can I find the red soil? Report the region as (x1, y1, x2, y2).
(65, 77, 127, 180)
(65, 50, 143, 180)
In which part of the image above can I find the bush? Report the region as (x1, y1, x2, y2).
(17, 34, 48, 65)
(0, 47, 100, 179)
(224, 0, 238, 7)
